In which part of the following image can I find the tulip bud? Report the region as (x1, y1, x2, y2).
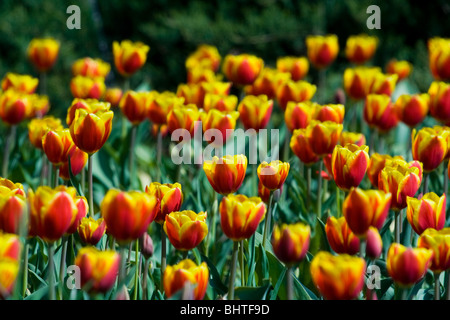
(325, 216, 360, 255)
(306, 35, 339, 69)
(331, 144, 369, 191)
(164, 210, 208, 251)
(140, 233, 154, 259)
(276, 56, 309, 81)
(365, 227, 383, 259)
(77, 216, 106, 246)
(27, 38, 60, 72)
(386, 59, 412, 82)
(418, 228, 450, 274)
(113, 40, 150, 77)
(272, 222, 310, 266)
(203, 155, 247, 196)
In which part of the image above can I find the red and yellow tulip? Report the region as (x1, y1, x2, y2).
(428, 37, 450, 82)
(331, 144, 369, 191)
(113, 40, 150, 77)
(307, 120, 343, 157)
(28, 116, 63, 150)
(0, 233, 21, 261)
(257, 160, 290, 191)
(77, 216, 106, 246)
(364, 94, 399, 132)
(72, 57, 111, 78)
(222, 54, 264, 86)
(345, 34, 378, 64)
(163, 210, 208, 251)
(325, 216, 360, 255)
(42, 129, 75, 166)
(238, 95, 273, 131)
(0, 258, 19, 299)
(411, 127, 448, 172)
(0, 187, 27, 234)
(1, 73, 38, 94)
(203, 93, 237, 113)
(201, 109, 239, 145)
(0, 90, 33, 125)
(119, 90, 150, 125)
(66, 99, 111, 126)
(339, 131, 366, 147)
(394, 93, 429, 127)
(203, 155, 247, 196)
(167, 104, 201, 138)
(70, 76, 106, 100)
(386, 59, 412, 82)
(58, 146, 88, 181)
(104, 87, 123, 107)
(276, 56, 309, 81)
(343, 67, 380, 100)
(367, 153, 402, 189)
(185, 44, 221, 72)
(148, 91, 184, 125)
(429, 81, 450, 123)
(314, 104, 345, 124)
(290, 128, 319, 165)
(244, 68, 290, 99)
(145, 182, 183, 224)
(406, 193, 446, 235)
(272, 222, 310, 266)
(27, 38, 60, 72)
(276, 80, 317, 111)
(284, 101, 318, 132)
(306, 35, 339, 69)
(418, 228, 450, 274)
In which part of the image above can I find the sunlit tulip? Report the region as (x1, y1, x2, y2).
(219, 194, 266, 241)
(187, 65, 217, 84)
(343, 67, 380, 100)
(0, 233, 21, 261)
(185, 44, 221, 72)
(284, 101, 318, 132)
(113, 40, 150, 77)
(411, 127, 448, 172)
(176, 83, 204, 108)
(244, 68, 290, 99)
(70, 76, 106, 100)
(369, 72, 398, 97)
(428, 81, 450, 123)
(406, 193, 446, 236)
(0, 188, 27, 234)
(163, 210, 208, 251)
(238, 95, 273, 131)
(345, 34, 378, 64)
(364, 94, 399, 132)
(326, 216, 360, 255)
(145, 182, 183, 224)
(386, 59, 413, 82)
(367, 153, 402, 189)
(163, 259, 209, 300)
(119, 90, 150, 125)
(66, 99, 110, 126)
(0, 178, 24, 196)
(28, 186, 79, 242)
(315, 104, 345, 124)
(418, 228, 450, 274)
(428, 38, 450, 81)
(148, 91, 184, 125)
(276, 80, 317, 111)
(222, 54, 264, 86)
(101, 189, 159, 243)
(290, 128, 319, 165)
(379, 159, 423, 211)
(343, 187, 392, 237)
(310, 251, 365, 300)
(28, 116, 63, 150)
(77, 217, 106, 246)
(307, 120, 343, 157)
(1, 73, 38, 94)
(104, 87, 123, 107)
(167, 104, 201, 138)
(201, 81, 232, 96)
(257, 160, 290, 191)
(394, 93, 429, 127)
(27, 38, 60, 72)
(69, 108, 114, 154)
(203, 155, 247, 196)
(201, 109, 239, 145)
(387, 243, 432, 287)
(72, 57, 111, 78)
(339, 131, 366, 147)
(366, 227, 383, 259)
(203, 93, 238, 113)
(331, 144, 369, 191)
(0, 90, 33, 125)
(75, 247, 119, 293)
(59, 146, 88, 180)
(0, 258, 19, 299)
(42, 129, 75, 166)
(306, 35, 339, 69)
(276, 56, 309, 81)
(272, 223, 310, 266)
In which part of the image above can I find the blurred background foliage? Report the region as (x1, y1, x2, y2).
(1, 0, 449, 118)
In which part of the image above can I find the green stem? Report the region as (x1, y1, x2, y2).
(40, 153, 48, 186)
(446, 270, 450, 300)
(435, 273, 441, 300)
(262, 192, 274, 249)
(156, 129, 162, 182)
(129, 125, 137, 190)
(118, 246, 127, 289)
(283, 130, 291, 162)
(336, 185, 341, 217)
(48, 243, 55, 300)
(239, 240, 245, 286)
(143, 258, 151, 300)
(359, 238, 366, 258)
(395, 211, 401, 243)
(160, 225, 166, 291)
(58, 236, 68, 299)
(133, 240, 139, 300)
(53, 165, 60, 188)
(22, 241, 29, 298)
(444, 163, 448, 198)
(88, 155, 94, 217)
(287, 267, 294, 300)
(307, 166, 311, 211)
(228, 241, 239, 300)
(205, 192, 218, 256)
(2, 125, 16, 178)
(423, 172, 429, 194)
(246, 234, 256, 287)
(317, 161, 323, 219)
(81, 166, 86, 195)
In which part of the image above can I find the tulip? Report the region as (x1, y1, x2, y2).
(276, 80, 317, 111)
(366, 227, 383, 259)
(66, 196, 89, 235)
(412, 127, 448, 172)
(70, 76, 106, 100)
(0, 258, 19, 299)
(167, 104, 201, 138)
(28, 186, 79, 242)
(364, 94, 399, 132)
(429, 81, 450, 123)
(101, 189, 159, 243)
(387, 243, 432, 287)
(345, 34, 378, 64)
(69, 108, 114, 155)
(369, 72, 398, 97)
(394, 93, 430, 127)
(203, 155, 247, 196)
(306, 35, 339, 69)
(163, 210, 208, 251)
(77, 216, 106, 246)
(203, 93, 238, 113)
(290, 128, 319, 165)
(257, 160, 290, 191)
(28, 116, 63, 150)
(163, 259, 209, 300)
(325, 216, 360, 255)
(0, 178, 24, 196)
(1, 73, 38, 94)
(418, 228, 450, 274)
(307, 120, 343, 157)
(0, 233, 21, 261)
(272, 222, 310, 266)
(340, 131, 366, 147)
(140, 233, 154, 259)
(42, 129, 75, 166)
(104, 87, 123, 107)
(72, 57, 111, 78)
(343, 67, 381, 100)
(201, 81, 232, 96)
(187, 65, 217, 84)
(27, 38, 60, 72)
(367, 153, 402, 189)
(176, 83, 204, 108)
(238, 95, 273, 131)
(66, 99, 111, 126)
(75, 247, 119, 293)
(119, 90, 150, 125)
(331, 144, 369, 191)
(185, 44, 221, 72)
(379, 159, 423, 210)
(0, 188, 27, 234)
(276, 56, 309, 81)
(314, 104, 345, 124)
(310, 251, 365, 300)
(428, 37, 450, 81)
(219, 194, 266, 241)
(343, 187, 392, 237)
(201, 109, 239, 145)
(59, 146, 88, 180)
(0, 90, 33, 125)
(244, 68, 290, 99)
(284, 101, 318, 132)
(258, 180, 272, 204)
(113, 40, 150, 77)
(145, 182, 183, 224)
(222, 54, 264, 86)
(406, 193, 446, 235)
(148, 91, 184, 125)
(386, 59, 413, 82)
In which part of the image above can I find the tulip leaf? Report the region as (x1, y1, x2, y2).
(235, 283, 271, 300)
(269, 267, 286, 300)
(24, 285, 49, 300)
(200, 253, 228, 295)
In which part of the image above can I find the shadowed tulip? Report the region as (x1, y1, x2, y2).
(272, 222, 310, 266)
(326, 216, 360, 255)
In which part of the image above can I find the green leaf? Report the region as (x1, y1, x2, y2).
(235, 283, 271, 300)
(200, 253, 228, 295)
(68, 155, 85, 197)
(269, 267, 286, 300)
